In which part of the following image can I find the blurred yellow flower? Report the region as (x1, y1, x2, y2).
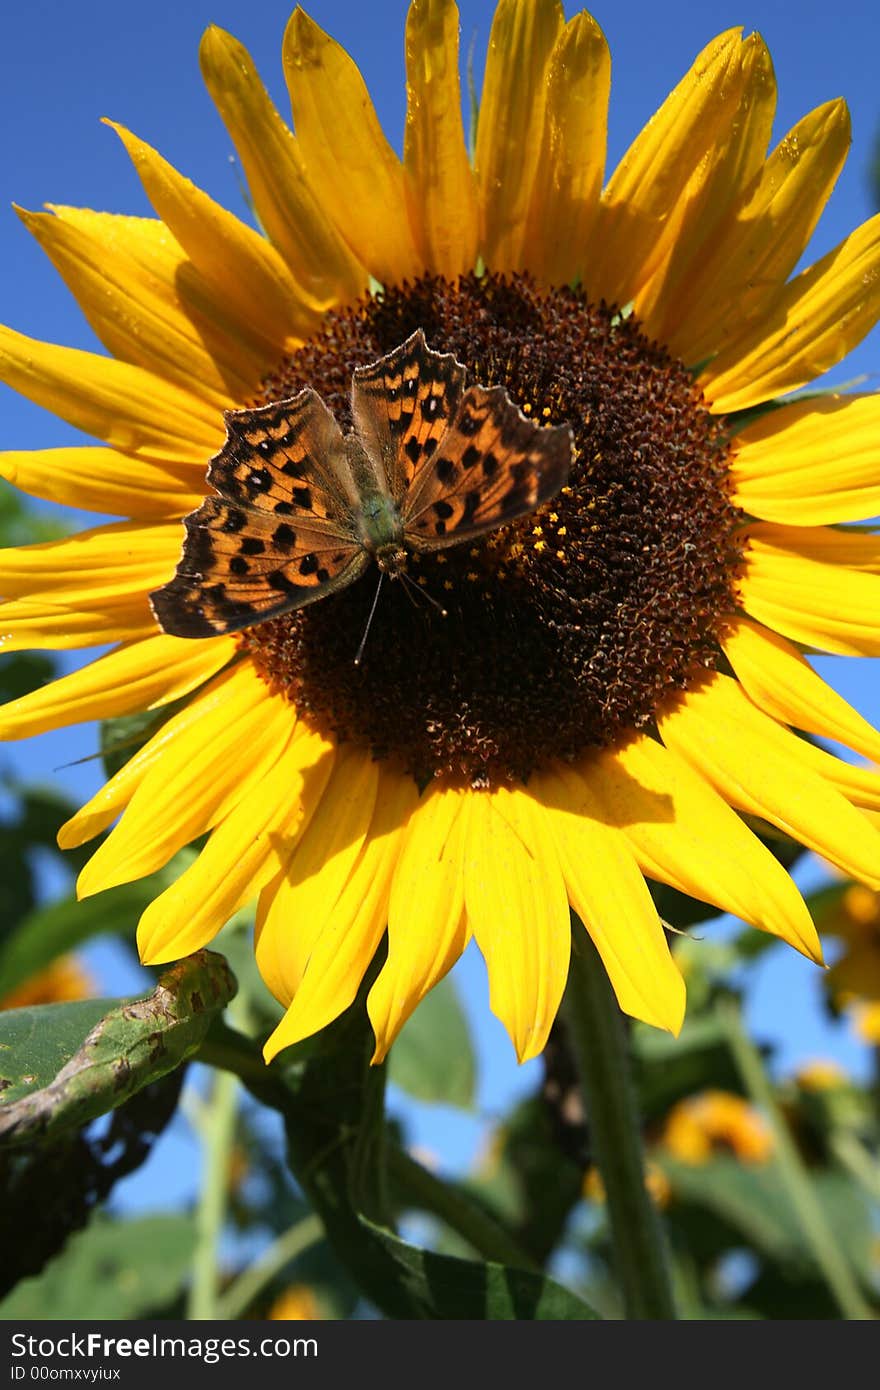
(851, 1003, 880, 1044)
(820, 883, 880, 1040)
(794, 1059, 849, 1092)
(0, 955, 94, 1011)
(265, 1285, 322, 1320)
(659, 1090, 773, 1165)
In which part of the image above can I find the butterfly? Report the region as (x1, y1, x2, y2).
(149, 329, 574, 639)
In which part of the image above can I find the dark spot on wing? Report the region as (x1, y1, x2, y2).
(435, 457, 457, 485)
(268, 569, 299, 593)
(273, 523, 296, 551)
(463, 490, 481, 523)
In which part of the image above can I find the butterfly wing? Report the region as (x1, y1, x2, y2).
(401, 384, 574, 548)
(150, 390, 368, 638)
(206, 388, 360, 518)
(350, 329, 466, 501)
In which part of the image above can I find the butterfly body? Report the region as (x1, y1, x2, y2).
(347, 455, 408, 574)
(150, 330, 574, 639)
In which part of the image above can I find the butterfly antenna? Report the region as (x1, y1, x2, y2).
(398, 567, 448, 618)
(354, 572, 386, 667)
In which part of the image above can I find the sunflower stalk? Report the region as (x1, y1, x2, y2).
(718, 995, 874, 1321)
(187, 1067, 239, 1321)
(563, 922, 677, 1320)
(387, 1145, 539, 1270)
(216, 1213, 324, 1321)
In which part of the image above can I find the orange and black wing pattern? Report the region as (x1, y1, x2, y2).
(402, 384, 574, 548)
(150, 391, 366, 638)
(350, 329, 466, 499)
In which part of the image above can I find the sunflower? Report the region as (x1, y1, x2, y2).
(819, 884, 880, 1041)
(658, 1090, 773, 1166)
(3, 0, 880, 1069)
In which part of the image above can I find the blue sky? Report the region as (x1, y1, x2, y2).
(2, 0, 880, 1206)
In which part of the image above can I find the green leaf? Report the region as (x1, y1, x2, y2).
(242, 960, 594, 1319)
(101, 703, 187, 779)
(0, 784, 82, 937)
(0, 1213, 197, 1319)
(633, 1016, 741, 1122)
(0, 950, 236, 1145)
(0, 999, 117, 1102)
(0, 652, 56, 704)
(388, 975, 476, 1108)
(660, 1155, 804, 1266)
(363, 1220, 599, 1319)
(0, 854, 194, 997)
(0, 488, 67, 546)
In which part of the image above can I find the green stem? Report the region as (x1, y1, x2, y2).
(718, 996, 873, 1321)
(216, 1214, 325, 1321)
(563, 925, 677, 1320)
(187, 1069, 239, 1321)
(829, 1130, 880, 1205)
(388, 1146, 539, 1270)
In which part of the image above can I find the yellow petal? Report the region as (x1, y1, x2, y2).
(107, 121, 315, 351)
(521, 11, 610, 286)
(475, 0, 565, 273)
(637, 34, 777, 336)
(254, 744, 377, 1003)
(282, 9, 423, 285)
(49, 207, 270, 395)
(463, 784, 571, 1062)
(199, 25, 367, 308)
(794, 741, 880, 813)
(740, 530, 880, 655)
(404, 0, 479, 278)
(663, 100, 850, 364)
(77, 671, 296, 896)
(0, 447, 202, 521)
(0, 520, 180, 603)
(590, 733, 821, 960)
(0, 520, 179, 650)
(532, 764, 685, 1033)
(702, 212, 880, 413)
(587, 30, 742, 307)
(58, 661, 258, 849)
(657, 673, 880, 890)
(0, 631, 233, 740)
(0, 323, 222, 461)
(368, 781, 471, 1062)
(745, 521, 880, 572)
(731, 394, 880, 526)
(18, 206, 238, 412)
(137, 720, 334, 963)
(723, 616, 880, 765)
(264, 767, 417, 1062)
(0, 601, 153, 652)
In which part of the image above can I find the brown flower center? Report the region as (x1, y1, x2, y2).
(241, 273, 742, 787)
